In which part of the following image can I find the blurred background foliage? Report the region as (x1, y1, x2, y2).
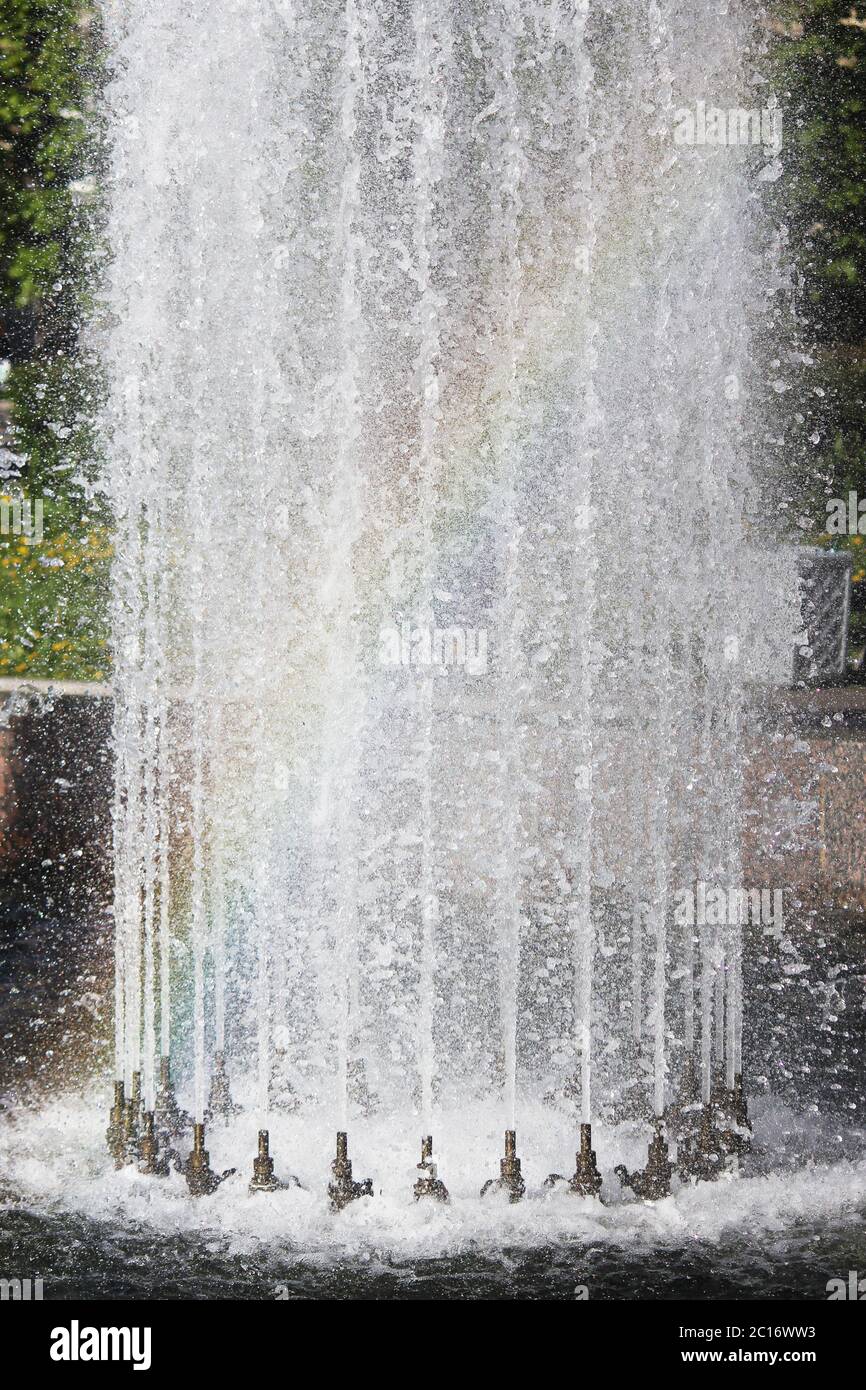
(1, 2, 866, 677)
(0, 1, 107, 681)
(770, 2, 866, 642)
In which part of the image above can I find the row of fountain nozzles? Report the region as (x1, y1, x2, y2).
(108, 1060, 751, 1203)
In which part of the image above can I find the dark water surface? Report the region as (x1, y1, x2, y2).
(2, 1201, 865, 1299)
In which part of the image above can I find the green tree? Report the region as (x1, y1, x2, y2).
(0, 2, 108, 681)
(769, 4, 866, 640)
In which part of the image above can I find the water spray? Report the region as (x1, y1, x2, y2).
(665, 1053, 701, 1143)
(154, 1056, 190, 1139)
(732, 1072, 752, 1146)
(206, 1051, 240, 1123)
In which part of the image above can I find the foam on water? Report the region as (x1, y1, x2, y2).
(2, 1094, 865, 1264)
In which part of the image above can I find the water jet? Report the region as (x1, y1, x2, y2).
(34, 0, 857, 1303)
(732, 1073, 752, 1145)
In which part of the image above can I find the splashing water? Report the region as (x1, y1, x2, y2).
(97, 0, 808, 1187)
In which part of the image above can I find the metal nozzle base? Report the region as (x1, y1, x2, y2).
(122, 1071, 144, 1165)
(184, 1122, 236, 1197)
(106, 1080, 127, 1169)
(248, 1129, 301, 1194)
(546, 1123, 604, 1199)
(328, 1131, 373, 1212)
(138, 1110, 171, 1177)
(413, 1135, 449, 1203)
(481, 1129, 525, 1203)
(678, 1101, 725, 1182)
(615, 1120, 673, 1200)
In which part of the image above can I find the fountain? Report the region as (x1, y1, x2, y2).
(3, 0, 864, 1303)
(96, 0, 786, 1201)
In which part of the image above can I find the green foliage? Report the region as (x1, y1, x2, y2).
(774, 1, 866, 342)
(1, 356, 109, 680)
(0, 1, 94, 316)
(769, 2, 866, 643)
(0, 3, 108, 682)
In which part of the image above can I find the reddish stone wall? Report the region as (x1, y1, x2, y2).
(743, 689, 866, 911)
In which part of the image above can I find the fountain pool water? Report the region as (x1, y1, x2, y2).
(1, 0, 864, 1299)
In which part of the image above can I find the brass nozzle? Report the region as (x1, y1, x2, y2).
(138, 1109, 169, 1177)
(248, 1127, 296, 1194)
(572, 1121, 604, 1198)
(615, 1120, 673, 1200)
(545, 1121, 604, 1198)
(185, 1120, 236, 1196)
(122, 1070, 143, 1163)
(413, 1133, 449, 1202)
(328, 1131, 373, 1211)
(106, 1080, 126, 1169)
(481, 1129, 525, 1202)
